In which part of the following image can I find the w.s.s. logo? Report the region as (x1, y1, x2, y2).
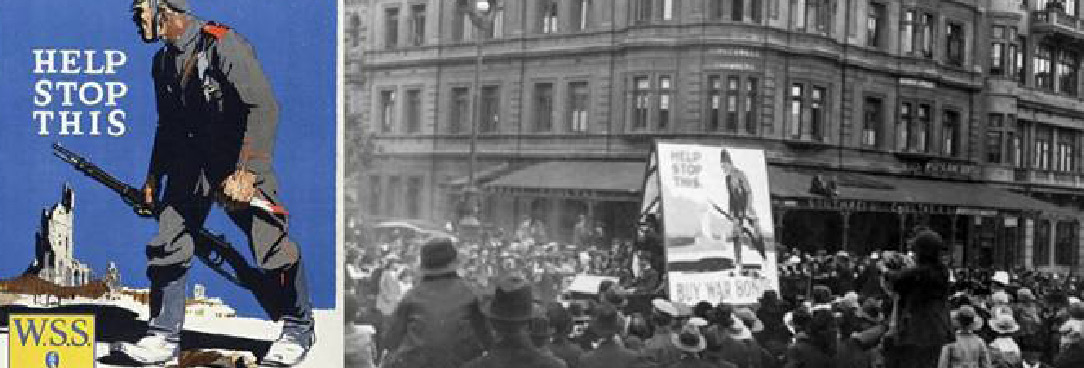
(8, 314, 95, 368)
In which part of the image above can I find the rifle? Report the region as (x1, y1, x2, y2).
(52, 143, 281, 318)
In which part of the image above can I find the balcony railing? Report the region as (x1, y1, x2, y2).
(1032, 10, 1084, 38)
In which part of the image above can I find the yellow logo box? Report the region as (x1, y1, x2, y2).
(8, 314, 96, 368)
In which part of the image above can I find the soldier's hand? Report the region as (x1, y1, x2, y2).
(220, 168, 258, 210)
(142, 177, 158, 207)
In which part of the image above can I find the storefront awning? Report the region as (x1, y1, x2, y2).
(442, 163, 511, 188)
(769, 166, 1079, 217)
(485, 161, 645, 200)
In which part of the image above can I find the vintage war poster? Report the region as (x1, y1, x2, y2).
(0, 1, 341, 367)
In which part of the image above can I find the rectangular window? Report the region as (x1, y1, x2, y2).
(733, 0, 745, 21)
(1007, 43, 1018, 79)
(572, 0, 591, 31)
(1011, 122, 1024, 168)
(745, 77, 759, 135)
(386, 176, 401, 217)
(636, 0, 653, 23)
(1056, 221, 1079, 266)
(410, 5, 426, 46)
(987, 114, 1004, 164)
(1058, 50, 1078, 95)
(916, 104, 931, 153)
(792, 0, 806, 29)
(1018, 36, 1028, 84)
(450, 87, 470, 134)
(946, 22, 964, 67)
(726, 76, 740, 132)
(991, 43, 1004, 76)
(1036, 44, 1054, 90)
(810, 86, 826, 141)
(633, 77, 650, 130)
(658, 76, 673, 131)
(709, 0, 724, 19)
(1058, 129, 1076, 172)
(385, 7, 400, 49)
(569, 82, 590, 133)
(708, 76, 722, 131)
(1034, 220, 1051, 266)
(480, 86, 500, 133)
(806, 0, 825, 33)
(405, 89, 421, 133)
(662, 0, 674, 20)
(368, 176, 382, 215)
(898, 103, 912, 151)
(380, 90, 396, 133)
(901, 11, 914, 54)
(920, 13, 934, 58)
(406, 177, 422, 219)
(789, 83, 804, 138)
(1035, 125, 1052, 170)
(534, 83, 554, 132)
(862, 97, 882, 147)
(867, 2, 884, 48)
(490, 8, 505, 38)
(942, 110, 960, 157)
(541, 0, 559, 34)
(750, 0, 762, 23)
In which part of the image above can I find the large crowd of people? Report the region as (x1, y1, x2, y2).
(346, 228, 1084, 368)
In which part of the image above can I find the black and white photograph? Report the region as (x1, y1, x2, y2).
(343, 1, 1084, 368)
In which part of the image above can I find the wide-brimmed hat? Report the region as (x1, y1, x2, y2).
(989, 313, 1020, 335)
(652, 298, 678, 317)
(419, 238, 460, 276)
(671, 324, 706, 353)
(951, 305, 984, 332)
(734, 308, 764, 333)
(483, 275, 534, 322)
(591, 304, 625, 336)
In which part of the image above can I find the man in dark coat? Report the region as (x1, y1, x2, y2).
(463, 275, 567, 368)
(115, 0, 314, 365)
(643, 299, 683, 367)
(381, 239, 494, 368)
(884, 230, 954, 368)
(548, 302, 585, 368)
(578, 305, 648, 368)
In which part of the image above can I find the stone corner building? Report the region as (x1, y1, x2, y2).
(28, 184, 92, 287)
(346, 0, 1084, 273)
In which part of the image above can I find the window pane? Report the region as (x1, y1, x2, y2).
(569, 82, 590, 133)
(381, 90, 396, 133)
(406, 90, 421, 133)
(481, 86, 500, 133)
(633, 77, 650, 130)
(535, 83, 554, 131)
(745, 77, 759, 135)
(709, 76, 722, 131)
(863, 97, 882, 147)
(790, 84, 803, 138)
(726, 76, 739, 132)
(385, 7, 399, 48)
(658, 76, 672, 130)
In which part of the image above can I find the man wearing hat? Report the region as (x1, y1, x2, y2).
(116, 0, 314, 365)
(578, 305, 648, 368)
(644, 299, 684, 367)
(463, 275, 567, 368)
(381, 238, 495, 368)
(668, 320, 736, 368)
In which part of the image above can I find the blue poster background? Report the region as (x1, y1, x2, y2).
(0, 1, 336, 317)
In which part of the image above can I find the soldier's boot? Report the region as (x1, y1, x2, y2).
(261, 262, 315, 367)
(110, 334, 179, 365)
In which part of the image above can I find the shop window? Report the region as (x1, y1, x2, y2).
(1035, 219, 1051, 267)
(406, 177, 423, 219)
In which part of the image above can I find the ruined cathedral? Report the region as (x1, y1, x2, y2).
(26, 184, 92, 286)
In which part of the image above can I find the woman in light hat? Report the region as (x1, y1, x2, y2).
(937, 305, 992, 368)
(987, 313, 1022, 368)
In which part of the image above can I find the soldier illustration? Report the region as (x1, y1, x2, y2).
(710, 149, 766, 275)
(113, 0, 314, 365)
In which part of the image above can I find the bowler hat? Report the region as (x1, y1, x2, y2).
(419, 238, 460, 276)
(484, 275, 535, 322)
(591, 304, 625, 336)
